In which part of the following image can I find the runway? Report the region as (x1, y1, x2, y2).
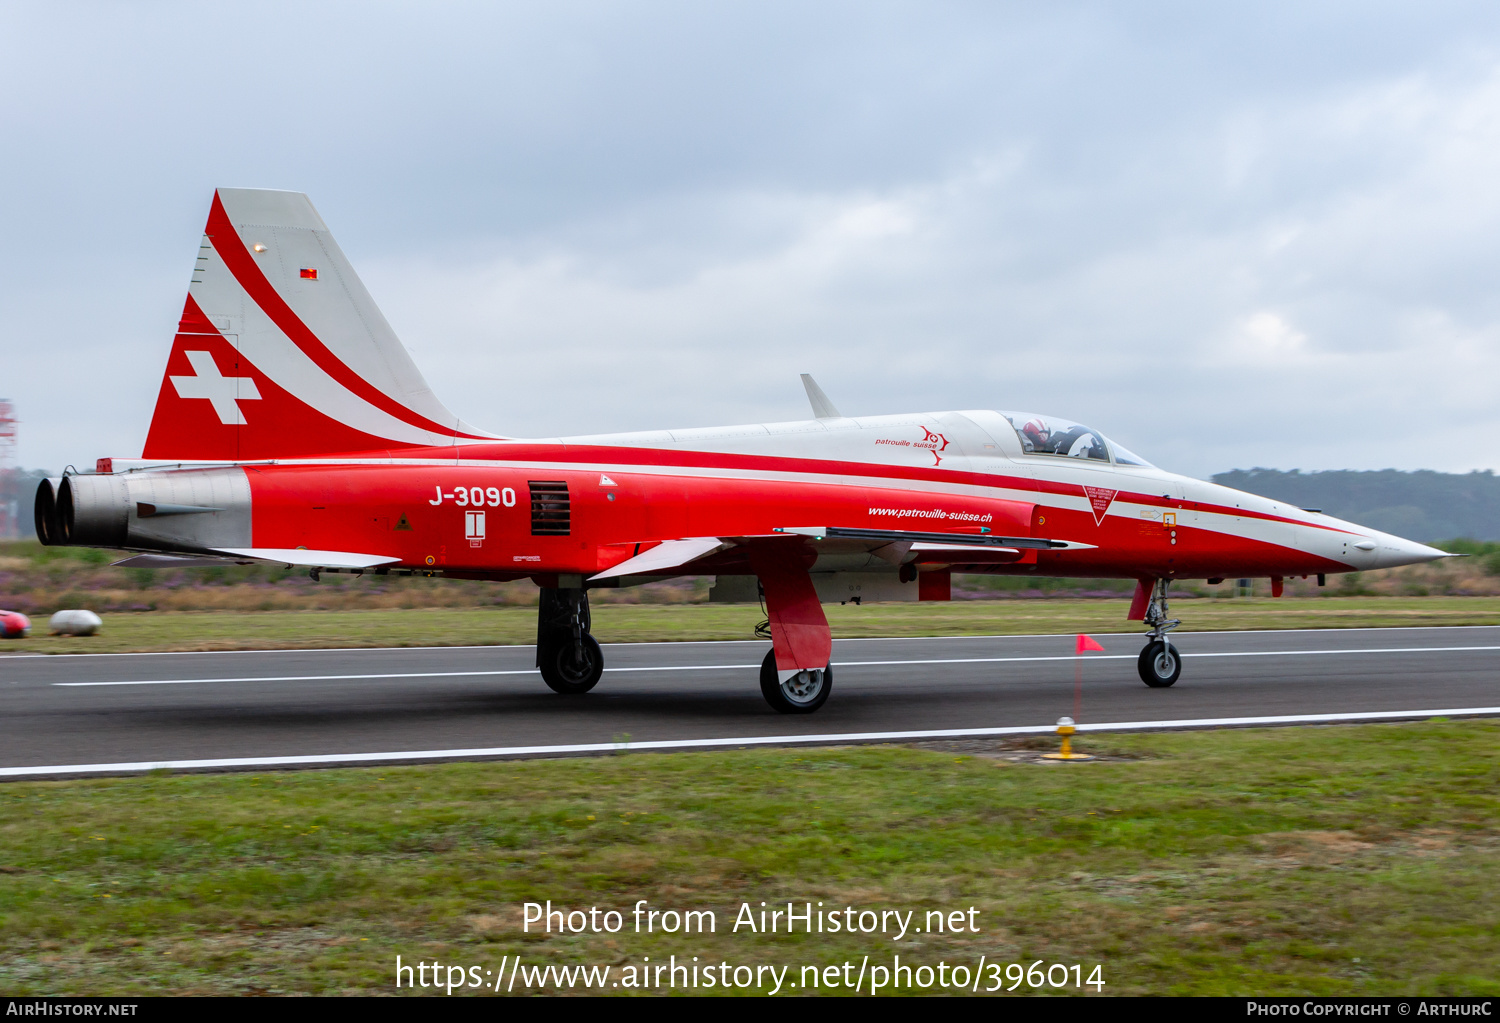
(2, 626, 1497, 778)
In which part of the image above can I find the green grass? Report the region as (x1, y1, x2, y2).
(4, 596, 1500, 654)
(0, 721, 1496, 995)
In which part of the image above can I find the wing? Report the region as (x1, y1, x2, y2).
(588, 538, 728, 581)
(587, 526, 1094, 582)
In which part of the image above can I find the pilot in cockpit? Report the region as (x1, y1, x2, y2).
(1021, 417, 1107, 460)
(1050, 425, 1105, 459)
(1020, 418, 1050, 453)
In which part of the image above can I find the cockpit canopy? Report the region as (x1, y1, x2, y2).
(1001, 412, 1153, 467)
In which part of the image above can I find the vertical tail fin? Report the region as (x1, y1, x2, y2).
(142, 188, 497, 460)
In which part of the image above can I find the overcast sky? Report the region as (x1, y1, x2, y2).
(5, 1, 1500, 479)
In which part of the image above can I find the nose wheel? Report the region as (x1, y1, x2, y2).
(759, 650, 832, 713)
(1138, 578, 1183, 688)
(1138, 640, 1181, 687)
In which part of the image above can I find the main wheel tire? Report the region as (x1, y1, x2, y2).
(540, 634, 604, 694)
(1138, 640, 1181, 688)
(759, 649, 832, 714)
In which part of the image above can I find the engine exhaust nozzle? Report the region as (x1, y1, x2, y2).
(57, 474, 130, 547)
(33, 478, 61, 546)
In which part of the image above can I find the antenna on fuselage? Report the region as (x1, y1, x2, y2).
(800, 374, 842, 420)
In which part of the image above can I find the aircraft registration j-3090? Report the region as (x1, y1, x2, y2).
(34, 188, 1448, 713)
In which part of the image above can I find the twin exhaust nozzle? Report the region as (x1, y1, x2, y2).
(34, 469, 252, 553)
(34, 475, 130, 547)
(34, 473, 239, 549)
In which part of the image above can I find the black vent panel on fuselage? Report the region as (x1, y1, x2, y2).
(528, 481, 571, 536)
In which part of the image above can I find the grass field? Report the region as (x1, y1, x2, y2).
(3, 596, 1500, 654)
(0, 720, 1494, 996)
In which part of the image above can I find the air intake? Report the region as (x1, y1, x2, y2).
(528, 481, 570, 536)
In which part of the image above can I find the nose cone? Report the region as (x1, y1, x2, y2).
(1365, 534, 1451, 570)
(1294, 510, 1453, 570)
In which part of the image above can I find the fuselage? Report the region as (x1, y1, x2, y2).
(74, 408, 1442, 587)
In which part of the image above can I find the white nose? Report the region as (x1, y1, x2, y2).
(1365, 535, 1450, 570)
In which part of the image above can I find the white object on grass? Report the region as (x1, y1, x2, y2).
(49, 610, 103, 637)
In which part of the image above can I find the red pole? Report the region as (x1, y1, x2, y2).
(1074, 656, 1082, 723)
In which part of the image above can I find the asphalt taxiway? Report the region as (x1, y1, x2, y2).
(1, 626, 1497, 777)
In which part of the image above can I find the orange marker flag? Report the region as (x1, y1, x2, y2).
(1076, 634, 1105, 654)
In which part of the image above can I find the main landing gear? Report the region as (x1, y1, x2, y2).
(1138, 578, 1182, 688)
(535, 543, 836, 713)
(759, 651, 833, 714)
(745, 542, 836, 715)
(536, 587, 603, 695)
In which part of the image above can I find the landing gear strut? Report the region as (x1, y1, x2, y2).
(537, 587, 603, 695)
(1138, 578, 1182, 688)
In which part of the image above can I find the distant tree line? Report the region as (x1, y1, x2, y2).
(1212, 468, 1500, 542)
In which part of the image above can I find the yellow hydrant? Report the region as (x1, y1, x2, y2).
(1041, 716, 1094, 761)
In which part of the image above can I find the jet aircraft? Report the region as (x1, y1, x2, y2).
(33, 189, 1448, 712)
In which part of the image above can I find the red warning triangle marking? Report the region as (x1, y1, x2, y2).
(1081, 485, 1117, 526)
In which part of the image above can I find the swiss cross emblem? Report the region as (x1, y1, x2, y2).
(170, 350, 262, 425)
(1082, 486, 1117, 526)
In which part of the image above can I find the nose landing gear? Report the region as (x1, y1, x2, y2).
(1137, 578, 1182, 688)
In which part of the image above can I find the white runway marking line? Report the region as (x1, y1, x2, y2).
(8, 623, 1500, 660)
(54, 666, 759, 687)
(3, 706, 1497, 778)
(49, 644, 1500, 687)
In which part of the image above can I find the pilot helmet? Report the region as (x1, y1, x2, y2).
(1021, 418, 1049, 449)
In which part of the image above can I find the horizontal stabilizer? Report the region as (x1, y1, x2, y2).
(775, 526, 1094, 551)
(589, 538, 726, 581)
(210, 548, 401, 569)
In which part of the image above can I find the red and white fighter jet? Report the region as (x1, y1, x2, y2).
(35, 189, 1447, 712)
